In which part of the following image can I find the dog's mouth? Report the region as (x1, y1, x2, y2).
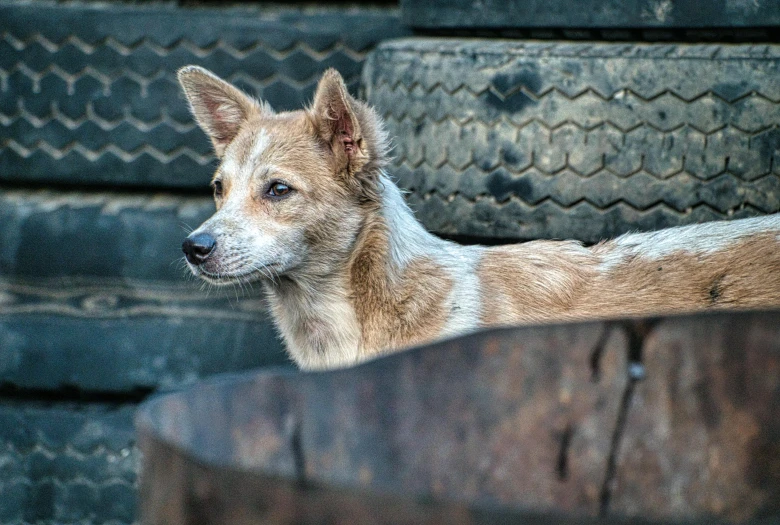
(188, 262, 281, 285)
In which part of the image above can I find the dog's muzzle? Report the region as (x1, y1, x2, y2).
(182, 232, 216, 265)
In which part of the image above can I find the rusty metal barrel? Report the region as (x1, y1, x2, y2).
(136, 311, 780, 524)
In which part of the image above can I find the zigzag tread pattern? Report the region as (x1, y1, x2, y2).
(0, 37, 367, 97)
(1, 32, 370, 61)
(394, 162, 780, 214)
(0, 4, 407, 188)
(385, 118, 780, 181)
(0, 404, 139, 525)
(371, 80, 780, 105)
(405, 190, 772, 243)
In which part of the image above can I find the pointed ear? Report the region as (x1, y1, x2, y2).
(311, 69, 367, 174)
(177, 65, 265, 157)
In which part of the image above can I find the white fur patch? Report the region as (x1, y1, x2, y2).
(439, 245, 483, 337)
(380, 173, 445, 268)
(267, 281, 362, 371)
(379, 171, 483, 337)
(251, 129, 270, 160)
(600, 215, 780, 272)
(220, 156, 239, 176)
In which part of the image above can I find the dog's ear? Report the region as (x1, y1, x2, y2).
(178, 65, 266, 157)
(311, 69, 370, 176)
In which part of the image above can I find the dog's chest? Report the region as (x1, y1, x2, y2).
(266, 283, 362, 369)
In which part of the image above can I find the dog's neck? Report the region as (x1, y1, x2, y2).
(264, 174, 454, 370)
(377, 175, 446, 270)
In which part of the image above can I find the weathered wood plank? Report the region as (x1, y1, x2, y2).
(137, 310, 780, 524)
(610, 312, 780, 522)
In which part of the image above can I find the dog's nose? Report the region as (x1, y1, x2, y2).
(182, 233, 216, 265)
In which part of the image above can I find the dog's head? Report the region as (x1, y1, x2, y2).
(178, 66, 389, 285)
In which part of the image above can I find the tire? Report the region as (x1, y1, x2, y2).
(0, 189, 287, 393)
(0, 402, 138, 525)
(400, 0, 780, 30)
(363, 39, 780, 243)
(0, 3, 408, 190)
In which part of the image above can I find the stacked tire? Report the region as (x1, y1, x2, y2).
(0, 3, 407, 523)
(363, 2, 780, 243)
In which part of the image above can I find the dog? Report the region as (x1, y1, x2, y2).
(178, 65, 780, 370)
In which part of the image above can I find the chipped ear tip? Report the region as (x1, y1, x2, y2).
(177, 65, 212, 82)
(177, 65, 198, 76)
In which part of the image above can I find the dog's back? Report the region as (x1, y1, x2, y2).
(478, 215, 780, 327)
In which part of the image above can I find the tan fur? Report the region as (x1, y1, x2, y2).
(349, 220, 453, 352)
(478, 241, 599, 325)
(479, 233, 780, 326)
(589, 233, 780, 316)
(178, 65, 780, 370)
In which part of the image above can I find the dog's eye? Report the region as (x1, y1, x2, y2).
(212, 180, 223, 197)
(267, 182, 291, 198)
